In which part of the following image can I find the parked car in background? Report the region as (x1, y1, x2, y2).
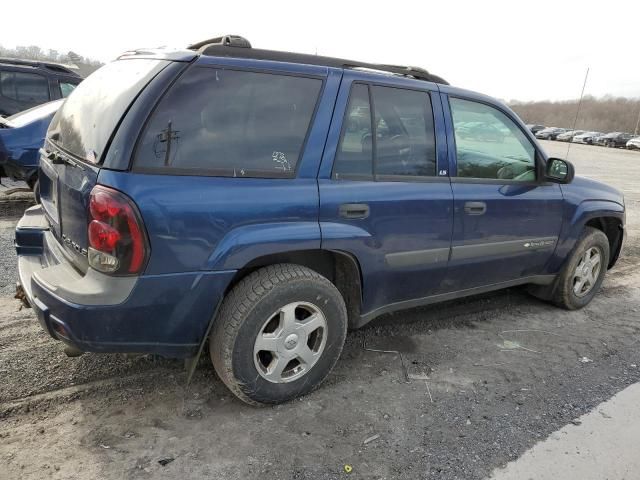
(626, 136, 640, 150)
(535, 127, 566, 140)
(0, 58, 81, 116)
(598, 132, 634, 148)
(572, 131, 603, 145)
(0, 99, 62, 198)
(526, 124, 545, 135)
(15, 35, 626, 405)
(592, 133, 609, 146)
(556, 130, 584, 142)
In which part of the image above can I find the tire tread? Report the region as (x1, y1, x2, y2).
(210, 263, 346, 405)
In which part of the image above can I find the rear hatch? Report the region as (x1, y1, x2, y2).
(39, 58, 169, 271)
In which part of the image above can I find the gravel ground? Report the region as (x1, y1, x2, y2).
(0, 142, 639, 480)
(0, 179, 34, 296)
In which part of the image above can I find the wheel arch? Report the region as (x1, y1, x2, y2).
(584, 216, 624, 268)
(224, 249, 364, 328)
(549, 200, 624, 275)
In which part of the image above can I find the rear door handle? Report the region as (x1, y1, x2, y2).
(339, 203, 370, 219)
(464, 201, 486, 215)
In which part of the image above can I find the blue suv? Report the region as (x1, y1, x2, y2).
(15, 36, 625, 405)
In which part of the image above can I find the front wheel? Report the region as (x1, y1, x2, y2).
(210, 264, 348, 405)
(552, 227, 610, 310)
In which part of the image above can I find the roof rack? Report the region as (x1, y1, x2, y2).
(188, 35, 448, 85)
(188, 35, 252, 51)
(0, 57, 78, 75)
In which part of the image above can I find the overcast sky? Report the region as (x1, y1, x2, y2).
(3, 0, 639, 102)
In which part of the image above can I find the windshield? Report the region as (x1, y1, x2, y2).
(48, 59, 168, 163)
(7, 99, 63, 128)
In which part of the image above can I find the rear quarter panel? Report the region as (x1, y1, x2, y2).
(96, 172, 322, 274)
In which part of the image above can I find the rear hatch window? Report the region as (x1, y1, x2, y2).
(48, 59, 169, 163)
(40, 58, 169, 271)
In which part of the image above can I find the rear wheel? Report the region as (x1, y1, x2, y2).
(210, 264, 348, 405)
(551, 227, 610, 310)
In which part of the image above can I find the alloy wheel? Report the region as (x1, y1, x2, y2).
(253, 302, 327, 383)
(572, 247, 602, 297)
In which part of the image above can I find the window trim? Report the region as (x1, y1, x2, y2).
(130, 64, 326, 179)
(331, 81, 439, 183)
(447, 95, 545, 184)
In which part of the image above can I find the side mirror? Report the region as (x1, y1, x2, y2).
(545, 157, 575, 184)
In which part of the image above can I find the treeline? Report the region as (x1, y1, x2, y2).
(0, 44, 103, 76)
(510, 96, 640, 134)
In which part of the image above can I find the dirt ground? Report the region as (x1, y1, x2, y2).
(1, 141, 639, 480)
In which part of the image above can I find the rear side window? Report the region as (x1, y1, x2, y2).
(135, 67, 323, 178)
(59, 81, 78, 97)
(333, 83, 436, 180)
(0, 71, 50, 103)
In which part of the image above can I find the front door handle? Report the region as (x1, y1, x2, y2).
(464, 201, 487, 215)
(339, 203, 370, 219)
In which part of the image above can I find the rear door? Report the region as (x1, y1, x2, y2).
(319, 72, 453, 317)
(441, 94, 564, 291)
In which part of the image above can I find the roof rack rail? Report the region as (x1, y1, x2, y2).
(188, 35, 251, 51)
(188, 35, 447, 85)
(0, 57, 77, 75)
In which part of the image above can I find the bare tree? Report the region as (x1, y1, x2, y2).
(510, 96, 640, 134)
(0, 44, 103, 76)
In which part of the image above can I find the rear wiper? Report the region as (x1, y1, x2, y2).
(39, 148, 79, 168)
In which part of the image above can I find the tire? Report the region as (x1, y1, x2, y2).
(551, 227, 610, 310)
(210, 264, 348, 405)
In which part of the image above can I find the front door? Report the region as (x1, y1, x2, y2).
(442, 94, 564, 291)
(319, 74, 453, 317)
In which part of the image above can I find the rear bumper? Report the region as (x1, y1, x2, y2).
(16, 205, 236, 358)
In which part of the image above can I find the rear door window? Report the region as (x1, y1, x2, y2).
(333, 83, 436, 180)
(371, 85, 436, 177)
(134, 67, 323, 178)
(333, 84, 373, 179)
(0, 71, 50, 103)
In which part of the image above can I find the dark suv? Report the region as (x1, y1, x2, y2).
(0, 58, 81, 116)
(15, 36, 626, 405)
(600, 132, 634, 148)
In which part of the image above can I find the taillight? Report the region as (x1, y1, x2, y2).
(87, 185, 149, 275)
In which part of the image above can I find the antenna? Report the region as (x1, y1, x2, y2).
(566, 67, 589, 160)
